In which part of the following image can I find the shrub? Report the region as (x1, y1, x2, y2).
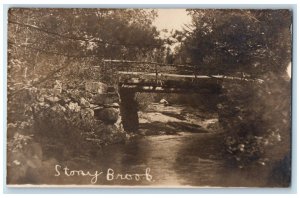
(218, 72, 291, 170)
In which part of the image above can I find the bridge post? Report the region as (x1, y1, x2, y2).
(119, 88, 139, 133)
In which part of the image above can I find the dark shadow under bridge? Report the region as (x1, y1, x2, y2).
(102, 59, 260, 132)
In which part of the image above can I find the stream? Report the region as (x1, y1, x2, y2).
(23, 103, 269, 187)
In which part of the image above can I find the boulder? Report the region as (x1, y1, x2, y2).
(67, 89, 81, 103)
(59, 96, 71, 106)
(94, 108, 119, 124)
(95, 124, 125, 144)
(68, 102, 81, 112)
(92, 93, 120, 105)
(101, 124, 119, 135)
(104, 102, 120, 108)
(85, 81, 108, 94)
(44, 96, 60, 105)
(50, 104, 66, 113)
(80, 97, 90, 108)
(80, 108, 94, 120)
(159, 98, 169, 106)
(107, 86, 116, 93)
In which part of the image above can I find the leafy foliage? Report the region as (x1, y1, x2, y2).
(8, 8, 162, 90)
(173, 10, 292, 182)
(7, 9, 160, 184)
(173, 9, 292, 76)
(7, 9, 292, 185)
(219, 74, 290, 168)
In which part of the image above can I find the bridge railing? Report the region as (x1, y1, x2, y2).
(101, 59, 264, 84)
(102, 59, 201, 80)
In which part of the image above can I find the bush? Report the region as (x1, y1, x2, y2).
(218, 72, 291, 170)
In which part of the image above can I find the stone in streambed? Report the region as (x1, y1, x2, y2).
(94, 108, 119, 124)
(91, 93, 120, 105)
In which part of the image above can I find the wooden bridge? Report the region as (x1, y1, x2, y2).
(103, 59, 256, 94)
(118, 71, 223, 94)
(102, 59, 261, 132)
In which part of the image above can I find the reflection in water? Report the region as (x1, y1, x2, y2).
(35, 132, 268, 186)
(18, 103, 270, 186)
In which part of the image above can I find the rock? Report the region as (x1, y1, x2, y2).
(92, 93, 120, 105)
(68, 102, 81, 112)
(67, 89, 81, 103)
(85, 81, 108, 94)
(104, 103, 120, 108)
(94, 108, 119, 124)
(80, 97, 90, 108)
(114, 114, 123, 130)
(59, 96, 71, 106)
(98, 124, 125, 144)
(44, 96, 60, 104)
(102, 124, 119, 134)
(51, 104, 66, 113)
(159, 98, 169, 106)
(38, 102, 50, 108)
(89, 104, 100, 109)
(107, 86, 116, 93)
(53, 80, 62, 96)
(81, 108, 94, 120)
(85, 92, 94, 99)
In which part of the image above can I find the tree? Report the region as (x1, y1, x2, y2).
(7, 9, 164, 184)
(8, 8, 163, 88)
(172, 10, 292, 180)
(174, 9, 292, 77)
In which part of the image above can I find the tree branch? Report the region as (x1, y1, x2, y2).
(8, 20, 163, 48)
(8, 41, 99, 58)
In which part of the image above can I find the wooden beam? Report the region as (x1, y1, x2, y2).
(120, 84, 218, 94)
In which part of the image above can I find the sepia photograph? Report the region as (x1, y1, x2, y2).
(6, 8, 292, 187)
